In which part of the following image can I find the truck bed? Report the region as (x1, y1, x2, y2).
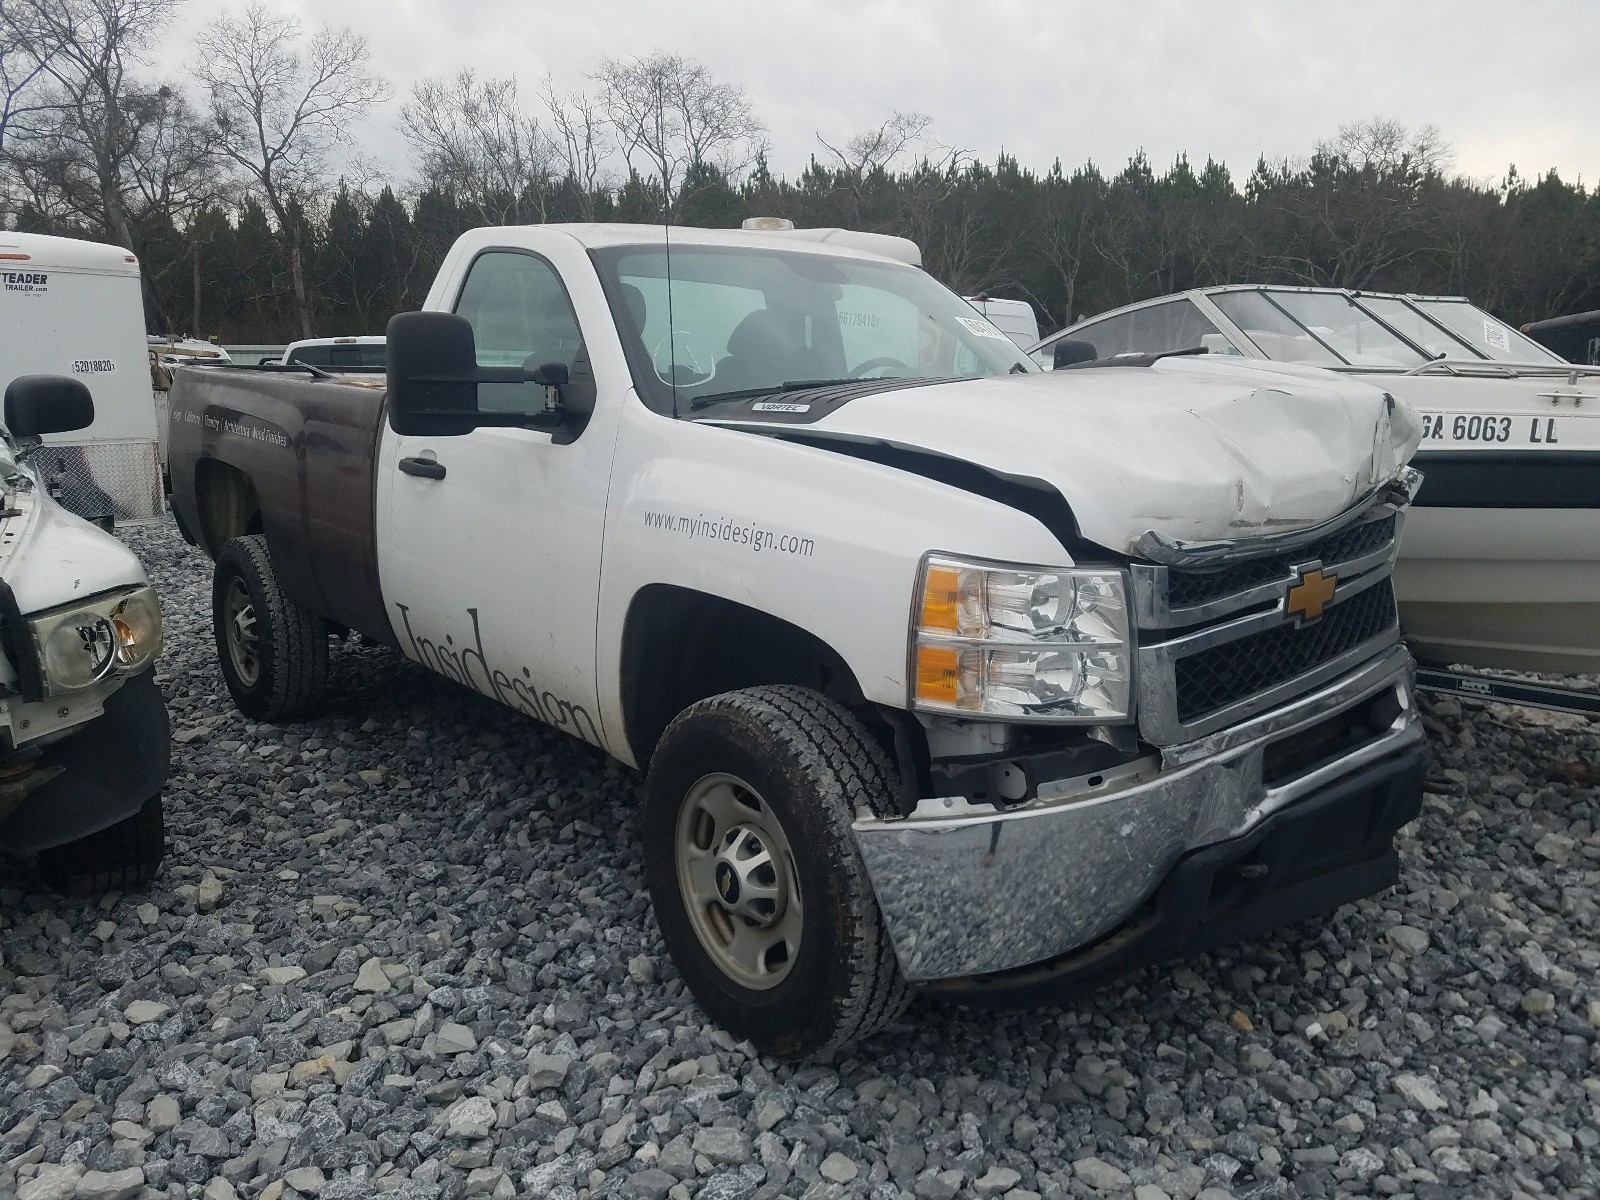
(166, 368, 395, 645)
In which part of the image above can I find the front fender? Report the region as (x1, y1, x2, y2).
(595, 402, 1075, 757)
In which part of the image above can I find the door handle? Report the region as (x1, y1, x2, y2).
(399, 456, 446, 480)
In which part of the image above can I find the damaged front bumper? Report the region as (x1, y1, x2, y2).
(852, 645, 1424, 984)
(0, 670, 169, 853)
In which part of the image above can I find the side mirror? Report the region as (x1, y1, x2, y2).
(387, 311, 482, 437)
(1052, 339, 1099, 369)
(387, 313, 581, 438)
(4, 375, 95, 438)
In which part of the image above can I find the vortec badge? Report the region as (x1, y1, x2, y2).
(1285, 565, 1337, 624)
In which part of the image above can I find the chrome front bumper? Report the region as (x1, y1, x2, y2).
(852, 645, 1423, 982)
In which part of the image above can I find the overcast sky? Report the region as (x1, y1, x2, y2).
(170, 0, 1599, 191)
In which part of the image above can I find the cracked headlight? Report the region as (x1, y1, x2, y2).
(29, 586, 163, 695)
(911, 556, 1131, 721)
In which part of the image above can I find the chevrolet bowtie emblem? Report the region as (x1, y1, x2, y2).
(1286, 566, 1337, 623)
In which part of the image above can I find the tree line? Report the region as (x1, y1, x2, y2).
(3, 0, 1597, 345)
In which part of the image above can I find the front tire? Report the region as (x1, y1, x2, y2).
(642, 686, 910, 1057)
(212, 534, 328, 721)
(38, 793, 165, 895)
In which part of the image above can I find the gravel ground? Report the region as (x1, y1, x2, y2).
(2, 518, 1599, 1200)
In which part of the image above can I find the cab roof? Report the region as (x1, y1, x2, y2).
(454, 223, 923, 269)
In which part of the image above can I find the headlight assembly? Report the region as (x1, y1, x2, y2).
(28, 586, 163, 695)
(911, 556, 1131, 721)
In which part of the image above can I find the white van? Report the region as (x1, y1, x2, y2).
(964, 296, 1040, 348)
(0, 232, 162, 525)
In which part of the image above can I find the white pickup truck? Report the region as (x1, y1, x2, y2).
(167, 222, 1427, 1056)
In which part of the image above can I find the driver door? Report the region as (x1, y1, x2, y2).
(376, 249, 613, 748)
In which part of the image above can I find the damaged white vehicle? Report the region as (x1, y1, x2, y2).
(168, 222, 1425, 1055)
(0, 375, 169, 893)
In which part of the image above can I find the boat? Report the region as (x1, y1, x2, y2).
(1031, 286, 1600, 674)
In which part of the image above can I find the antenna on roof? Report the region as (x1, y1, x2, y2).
(665, 184, 678, 421)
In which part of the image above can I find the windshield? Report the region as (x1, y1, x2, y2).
(1353, 296, 1478, 360)
(1411, 300, 1564, 364)
(1213, 288, 1565, 370)
(591, 243, 1034, 412)
(1255, 291, 1428, 367)
(1209, 291, 1343, 365)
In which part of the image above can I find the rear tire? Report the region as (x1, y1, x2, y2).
(38, 793, 165, 895)
(642, 686, 910, 1058)
(213, 534, 328, 721)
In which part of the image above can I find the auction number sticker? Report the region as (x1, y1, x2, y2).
(958, 316, 1013, 342)
(1418, 410, 1600, 449)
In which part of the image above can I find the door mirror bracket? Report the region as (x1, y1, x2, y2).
(524, 359, 570, 418)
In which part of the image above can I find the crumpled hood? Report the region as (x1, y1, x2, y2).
(0, 477, 149, 613)
(746, 358, 1421, 556)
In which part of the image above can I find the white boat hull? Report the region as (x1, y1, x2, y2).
(1397, 507, 1600, 673)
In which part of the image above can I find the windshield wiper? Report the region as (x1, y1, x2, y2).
(690, 377, 906, 411)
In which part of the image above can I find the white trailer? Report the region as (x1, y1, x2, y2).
(0, 232, 163, 524)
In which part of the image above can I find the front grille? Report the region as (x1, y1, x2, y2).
(1174, 580, 1398, 723)
(1165, 515, 1397, 611)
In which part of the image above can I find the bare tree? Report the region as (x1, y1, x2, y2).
(124, 86, 227, 331)
(542, 80, 612, 220)
(1319, 116, 1452, 179)
(593, 52, 764, 213)
(3, 0, 180, 245)
(194, 2, 390, 337)
(400, 70, 556, 226)
(1252, 118, 1456, 289)
(816, 110, 929, 223)
(0, 1, 59, 157)
(10, 78, 216, 234)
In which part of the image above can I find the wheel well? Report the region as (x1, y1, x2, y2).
(193, 459, 263, 554)
(621, 585, 881, 768)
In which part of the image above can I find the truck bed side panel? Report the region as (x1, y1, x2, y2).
(167, 370, 395, 645)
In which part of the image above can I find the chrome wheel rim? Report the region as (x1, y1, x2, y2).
(674, 771, 802, 990)
(223, 577, 261, 687)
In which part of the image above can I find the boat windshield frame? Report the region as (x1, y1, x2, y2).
(1214, 287, 1565, 371)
